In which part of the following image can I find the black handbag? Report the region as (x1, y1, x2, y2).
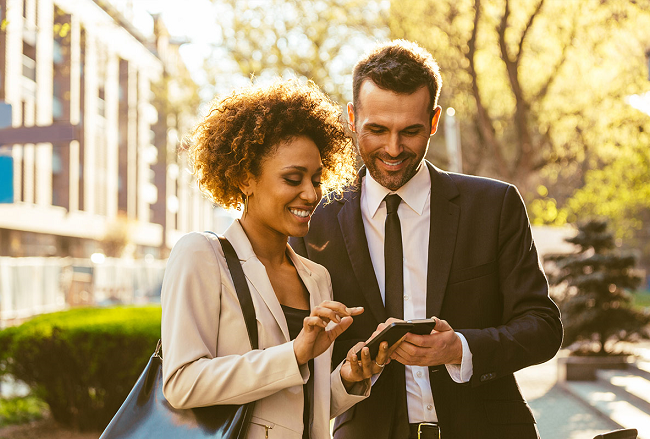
(100, 236, 259, 439)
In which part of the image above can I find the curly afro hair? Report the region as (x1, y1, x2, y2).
(187, 80, 356, 210)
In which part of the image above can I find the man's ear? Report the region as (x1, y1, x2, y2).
(430, 106, 442, 135)
(347, 102, 356, 133)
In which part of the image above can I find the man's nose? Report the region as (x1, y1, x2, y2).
(385, 133, 403, 157)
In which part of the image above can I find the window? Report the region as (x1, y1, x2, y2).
(22, 42, 36, 81)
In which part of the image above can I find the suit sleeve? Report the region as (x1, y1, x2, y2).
(161, 233, 307, 409)
(457, 185, 563, 387)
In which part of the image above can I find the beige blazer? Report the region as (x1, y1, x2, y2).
(161, 220, 369, 439)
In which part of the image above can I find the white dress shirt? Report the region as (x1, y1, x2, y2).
(360, 164, 473, 423)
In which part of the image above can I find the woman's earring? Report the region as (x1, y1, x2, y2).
(243, 194, 249, 217)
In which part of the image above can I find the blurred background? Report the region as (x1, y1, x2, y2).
(0, 0, 650, 438)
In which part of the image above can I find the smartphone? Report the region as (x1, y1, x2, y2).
(354, 318, 437, 360)
(407, 318, 437, 335)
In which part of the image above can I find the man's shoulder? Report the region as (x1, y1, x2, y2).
(432, 165, 514, 199)
(430, 162, 509, 188)
(313, 185, 359, 216)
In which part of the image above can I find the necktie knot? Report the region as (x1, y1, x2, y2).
(385, 194, 402, 214)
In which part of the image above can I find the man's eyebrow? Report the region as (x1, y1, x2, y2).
(364, 123, 387, 129)
(401, 124, 426, 130)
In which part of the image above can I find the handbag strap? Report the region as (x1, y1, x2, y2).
(205, 232, 259, 351)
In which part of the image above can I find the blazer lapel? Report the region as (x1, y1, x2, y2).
(223, 221, 290, 342)
(287, 245, 322, 309)
(337, 171, 387, 324)
(425, 162, 460, 318)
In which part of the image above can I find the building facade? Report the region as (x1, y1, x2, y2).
(0, 0, 221, 259)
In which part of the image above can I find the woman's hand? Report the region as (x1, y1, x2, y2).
(340, 340, 391, 390)
(293, 301, 364, 365)
(339, 318, 405, 389)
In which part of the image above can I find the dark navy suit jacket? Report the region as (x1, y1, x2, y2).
(290, 162, 562, 439)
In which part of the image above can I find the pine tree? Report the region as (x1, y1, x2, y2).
(547, 219, 648, 355)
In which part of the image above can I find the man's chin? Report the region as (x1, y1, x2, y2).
(372, 175, 407, 191)
(368, 166, 415, 191)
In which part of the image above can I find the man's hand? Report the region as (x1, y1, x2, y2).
(390, 318, 463, 367)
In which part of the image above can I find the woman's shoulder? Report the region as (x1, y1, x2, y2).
(169, 231, 224, 262)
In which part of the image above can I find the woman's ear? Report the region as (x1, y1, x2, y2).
(238, 172, 255, 197)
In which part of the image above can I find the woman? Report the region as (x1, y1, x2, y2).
(161, 80, 389, 439)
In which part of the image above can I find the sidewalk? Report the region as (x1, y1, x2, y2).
(516, 356, 621, 439)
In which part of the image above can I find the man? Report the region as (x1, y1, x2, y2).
(290, 40, 562, 439)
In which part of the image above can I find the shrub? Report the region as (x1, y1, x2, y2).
(0, 395, 48, 427)
(546, 219, 650, 355)
(0, 306, 161, 431)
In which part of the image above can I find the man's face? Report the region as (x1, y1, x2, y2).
(349, 80, 440, 191)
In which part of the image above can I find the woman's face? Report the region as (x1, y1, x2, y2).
(245, 135, 323, 238)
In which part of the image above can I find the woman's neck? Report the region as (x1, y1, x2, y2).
(238, 218, 289, 268)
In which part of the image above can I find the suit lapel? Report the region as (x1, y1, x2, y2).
(337, 172, 387, 324)
(425, 162, 460, 318)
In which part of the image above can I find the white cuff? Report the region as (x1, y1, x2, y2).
(445, 332, 473, 383)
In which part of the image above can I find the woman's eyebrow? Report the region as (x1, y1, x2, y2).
(281, 165, 323, 172)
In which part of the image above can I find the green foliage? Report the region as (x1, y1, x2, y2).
(546, 219, 649, 355)
(634, 290, 650, 311)
(0, 395, 48, 427)
(533, 139, 650, 270)
(0, 306, 161, 431)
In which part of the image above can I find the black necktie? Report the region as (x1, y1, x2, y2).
(384, 194, 403, 319)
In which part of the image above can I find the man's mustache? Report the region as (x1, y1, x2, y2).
(374, 152, 415, 162)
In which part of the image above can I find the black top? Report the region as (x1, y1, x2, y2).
(282, 304, 309, 340)
(281, 304, 312, 439)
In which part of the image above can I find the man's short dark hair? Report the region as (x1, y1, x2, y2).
(352, 40, 442, 115)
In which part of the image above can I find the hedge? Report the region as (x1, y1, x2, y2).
(0, 306, 161, 431)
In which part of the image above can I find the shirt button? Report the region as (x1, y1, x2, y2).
(416, 371, 423, 378)
(426, 404, 433, 411)
(403, 295, 409, 301)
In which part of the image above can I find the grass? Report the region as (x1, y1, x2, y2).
(0, 395, 48, 427)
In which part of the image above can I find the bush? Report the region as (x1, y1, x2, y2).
(546, 219, 649, 355)
(0, 306, 161, 431)
(0, 395, 48, 427)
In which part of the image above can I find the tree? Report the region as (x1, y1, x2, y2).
(536, 136, 650, 270)
(389, 0, 650, 199)
(546, 219, 648, 355)
(206, 0, 389, 104)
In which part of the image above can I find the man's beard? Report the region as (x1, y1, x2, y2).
(363, 151, 421, 191)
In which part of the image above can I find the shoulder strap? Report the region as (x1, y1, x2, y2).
(205, 232, 259, 350)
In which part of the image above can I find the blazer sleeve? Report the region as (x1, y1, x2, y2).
(318, 268, 371, 418)
(161, 232, 307, 409)
(458, 185, 563, 387)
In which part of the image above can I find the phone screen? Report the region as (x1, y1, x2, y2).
(353, 318, 437, 360)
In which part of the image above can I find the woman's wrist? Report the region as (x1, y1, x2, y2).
(293, 339, 308, 366)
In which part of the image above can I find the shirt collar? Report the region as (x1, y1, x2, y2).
(363, 162, 431, 218)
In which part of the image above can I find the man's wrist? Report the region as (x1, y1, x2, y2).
(451, 332, 463, 364)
